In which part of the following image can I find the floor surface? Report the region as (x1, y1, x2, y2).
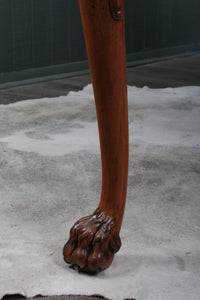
(0, 55, 200, 300)
(0, 54, 200, 105)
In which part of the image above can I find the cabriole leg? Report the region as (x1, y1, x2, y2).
(63, 0, 128, 273)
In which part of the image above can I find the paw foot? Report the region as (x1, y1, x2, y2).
(63, 209, 121, 273)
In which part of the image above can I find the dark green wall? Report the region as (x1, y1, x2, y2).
(0, 0, 200, 88)
(125, 0, 200, 54)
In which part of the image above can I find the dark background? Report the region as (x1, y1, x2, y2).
(0, 0, 200, 88)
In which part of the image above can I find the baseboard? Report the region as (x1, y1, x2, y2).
(0, 61, 90, 90)
(0, 43, 200, 90)
(126, 43, 200, 67)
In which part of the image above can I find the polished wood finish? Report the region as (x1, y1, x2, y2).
(63, 0, 128, 273)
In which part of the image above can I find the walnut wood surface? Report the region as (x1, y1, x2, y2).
(63, 0, 128, 273)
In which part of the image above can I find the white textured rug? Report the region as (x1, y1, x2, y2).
(0, 85, 200, 300)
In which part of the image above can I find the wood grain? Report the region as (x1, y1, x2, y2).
(63, 0, 128, 273)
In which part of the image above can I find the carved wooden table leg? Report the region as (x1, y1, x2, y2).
(63, 0, 128, 273)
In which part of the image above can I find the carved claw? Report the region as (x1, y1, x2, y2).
(63, 209, 121, 273)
